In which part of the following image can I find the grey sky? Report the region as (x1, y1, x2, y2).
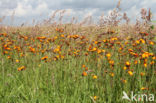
(0, 0, 156, 25)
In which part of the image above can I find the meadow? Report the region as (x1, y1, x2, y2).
(0, 7, 156, 103)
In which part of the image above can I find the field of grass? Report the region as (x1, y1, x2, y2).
(0, 24, 155, 103)
(0, 6, 156, 102)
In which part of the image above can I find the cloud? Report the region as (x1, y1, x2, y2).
(61, 0, 117, 10)
(0, 0, 156, 25)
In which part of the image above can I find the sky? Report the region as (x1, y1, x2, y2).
(0, 0, 156, 25)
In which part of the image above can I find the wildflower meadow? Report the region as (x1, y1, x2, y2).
(0, 2, 156, 103)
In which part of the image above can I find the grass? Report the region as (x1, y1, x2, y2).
(0, 26, 155, 103)
(0, 6, 156, 103)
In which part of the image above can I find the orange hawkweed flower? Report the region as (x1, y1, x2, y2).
(0, 33, 7, 37)
(97, 49, 102, 54)
(93, 96, 98, 100)
(141, 87, 148, 90)
(92, 75, 97, 79)
(149, 41, 154, 45)
(150, 61, 154, 65)
(134, 60, 140, 64)
(128, 49, 133, 52)
(121, 78, 127, 84)
(123, 79, 127, 84)
(110, 72, 114, 77)
(92, 47, 97, 51)
(85, 52, 89, 56)
(7, 56, 11, 59)
(106, 53, 111, 58)
(123, 66, 127, 70)
(56, 28, 64, 33)
(18, 66, 26, 71)
(144, 63, 147, 67)
(103, 39, 107, 43)
(82, 71, 87, 76)
(82, 64, 86, 68)
(3, 51, 9, 54)
(109, 60, 114, 65)
(152, 56, 156, 60)
(136, 40, 140, 44)
(29, 47, 35, 53)
(94, 41, 98, 44)
(125, 61, 130, 67)
(128, 71, 133, 76)
(140, 39, 145, 44)
(72, 35, 79, 39)
(142, 52, 149, 58)
(4, 47, 12, 51)
(85, 67, 88, 71)
(16, 59, 20, 63)
(37, 36, 46, 40)
(41, 56, 48, 60)
(140, 72, 145, 76)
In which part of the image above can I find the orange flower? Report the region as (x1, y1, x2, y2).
(125, 61, 130, 67)
(128, 49, 133, 52)
(92, 47, 97, 51)
(56, 28, 64, 33)
(41, 56, 48, 60)
(29, 47, 35, 53)
(134, 60, 140, 64)
(97, 49, 102, 54)
(0, 33, 7, 36)
(109, 60, 114, 65)
(93, 96, 98, 100)
(123, 66, 127, 70)
(141, 87, 148, 90)
(3, 51, 8, 54)
(121, 79, 127, 84)
(37, 36, 46, 41)
(106, 53, 111, 58)
(110, 72, 114, 77)
(16, 59, 20, 63)
(150, 61, 154, 65)
(128, 71, 133, 76)
(82, 71, 87, 76)
(4, 47, 12, 51)
(61, 34, 65, 37)
(94, 41, 98, 44)
(18, 66, 26, 71)
(85, 67, 88, 71)
(103, 39, 107, 43)
(140, 39, 145, 44)
(149, 41, 154, 45)
(7, 56, 11, 59)
(92, 75, 97, 79)
(152, 56, 156, 60)
(140, 72, 145, 76)
(142, 52, 149, 58)
(144, 63, 147, 67)
(136, 40, 140, 44)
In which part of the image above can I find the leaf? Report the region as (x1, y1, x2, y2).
(150, 25, 154, 29)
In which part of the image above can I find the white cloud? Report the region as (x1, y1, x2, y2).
(34, 2, 49, 15)
(0, 0, 156, 25)
(84, 9, 97, 18)
(14, 2, 31, 17)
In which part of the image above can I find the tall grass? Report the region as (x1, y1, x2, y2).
(0, 2, 155, 103)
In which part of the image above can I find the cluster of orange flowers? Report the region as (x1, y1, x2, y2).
(0, 30, 155, 77)
(0, 29, 155, 101)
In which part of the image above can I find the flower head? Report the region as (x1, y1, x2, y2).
(92, 75, 97, 79)
(18, 66, 26, 71)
